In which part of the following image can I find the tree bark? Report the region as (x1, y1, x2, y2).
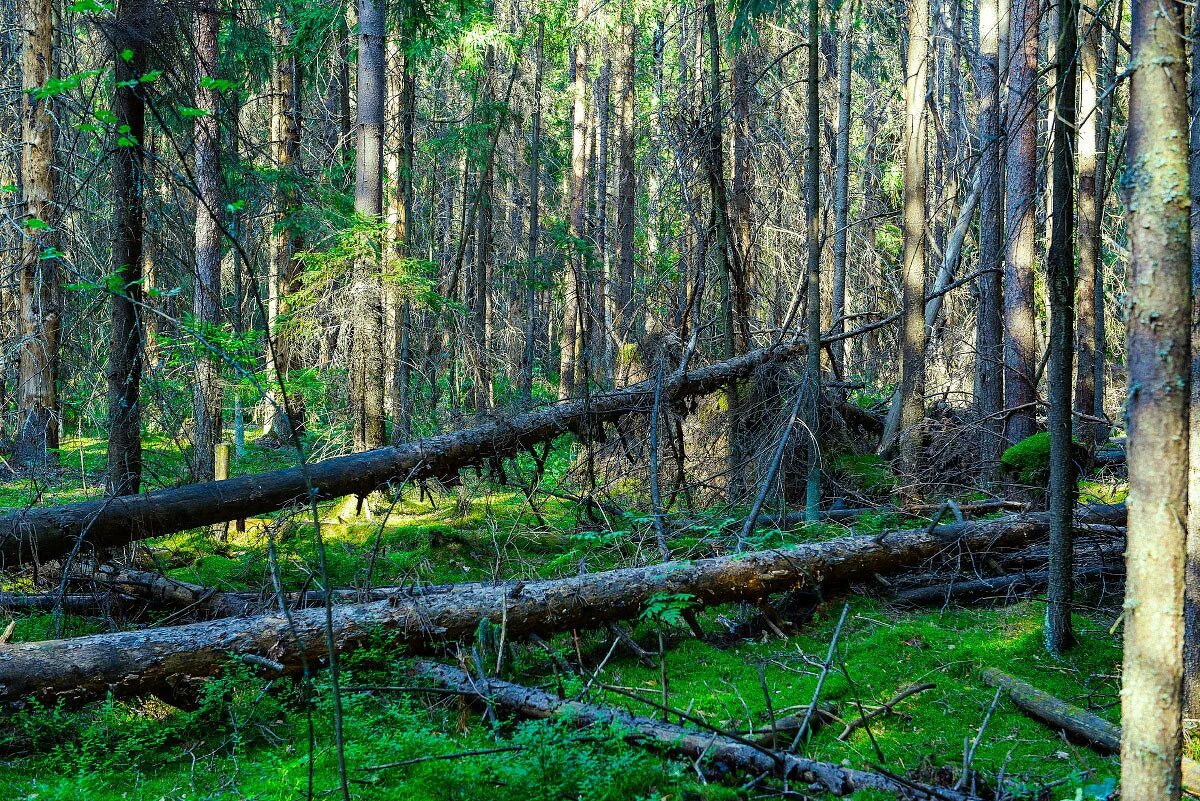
(614, 3, 636, 352)
(1122, 0, 1191, 793)
(520, 20, 544, 409)
(1185, 0, 1200, 720)
(560, 0, 591, 400)
(350, 0, 387, 451)
(1002, 0, 1039, 445)
(1073, 4, 1100, 451)
(1044, 0, 1078, 655)
(105, 3, 149, 497)
(387, 46, 415, 443)
(830, 2, 852, 377)
(191, 3, 224, 481)
(974, 0, 1003, 481)
(897, 0, 929, 454)
(0, 510, 1098, 704)
(15, 0, 60, 470)
(803, 0, 822, 519)
(263, 14, 306, 443)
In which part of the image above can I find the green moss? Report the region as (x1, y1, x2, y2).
(0, 437, 1125, 800)
(1001, 432, 1053, 485)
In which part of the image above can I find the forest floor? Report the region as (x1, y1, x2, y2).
(0, 437, 1137, 801)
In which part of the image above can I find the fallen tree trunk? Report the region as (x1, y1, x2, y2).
(90, 564, 462, 617)
(894, 565, 1116, 606)
(0, 592, 136, 613)
(757, 499, 1027, 529)
(0, 507, 1123, 704)
(980, 669, 1200, 794)
(980, 668, 1120, 752)
(412, 660, 971, 800)
(0, 343, 814, 566)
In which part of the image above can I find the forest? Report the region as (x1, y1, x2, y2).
(0, 0, 1193, 795)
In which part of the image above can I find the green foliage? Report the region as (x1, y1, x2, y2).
(875, 221, 903, 263)
(831, 452, 897, 494)
(639, 592, 697, 627)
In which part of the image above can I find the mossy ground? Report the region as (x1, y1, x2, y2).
(0, 438, 1135, 800)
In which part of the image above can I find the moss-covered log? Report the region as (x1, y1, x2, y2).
(0, 343, 814, 566)
(411, 660, 971, 800)
(0, 507, 1123, 704)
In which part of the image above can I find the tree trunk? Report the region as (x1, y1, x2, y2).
(520, 20, 544, 408)
(15, 0, 59, 470)
(1002, 0, 1039, 445)
(897, 0, 929, 454)
(387, 48, 415, 443)
(615, 4, 636, 354)
(705, 0, 748, 502)
(0, 510, 1093, 703)
(191, 3, 224, 481)
(263, 14, 306, 444)
(350, 0, 386, 451)
(1185, 0, 1200, 720)
(105, 4, 148, 497)
(974, 0, 1003, 481)
(560, 0, 591, 400)
(830, 1, 852, 377)
(594, 60, 611, 383)
(1073, 4, 1100, 451)
(803, 0, 822, 519)
(1122, 0, 1191, 792)
(1044, 0, 1078, 655)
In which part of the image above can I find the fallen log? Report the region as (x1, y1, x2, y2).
(0, 343, 813, 566)
(0, 592, 136, 613)
(0, 507, 1123, 704)
(90, 564, 468, 616)
(411, 660, 972, 800)
(94, 565, 257, 618)
(979, 668, 1119, 752)
(756, 499, 1027, 529)
(893, 565, 1116, 607)
(980, 669, 1200, 795)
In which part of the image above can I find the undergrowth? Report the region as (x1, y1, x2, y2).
(0, 438, 1134, 800)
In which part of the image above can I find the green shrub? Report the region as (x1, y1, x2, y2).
(831, 452, 897, 494)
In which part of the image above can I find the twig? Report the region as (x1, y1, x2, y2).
(739, 384, 808, 549)
(790, 603, 851, 751)
(838, 683, 938, 740)
(648, 363, 671, 561)
(955, 687, 1002, 791)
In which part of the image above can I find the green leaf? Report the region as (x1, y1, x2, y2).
(120, 48, 134, 62)
(94, 109, 117, 123)
(226, 199, 246, 213)
(139, 70, 162, 84)
(199, 76, 236, 93)
(69, 0, 113, 12)
(179, 106, 209, 119)
(39, 247, 64, 261)
(0, 184, 17, 194)
(24, 218, 51, 231)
